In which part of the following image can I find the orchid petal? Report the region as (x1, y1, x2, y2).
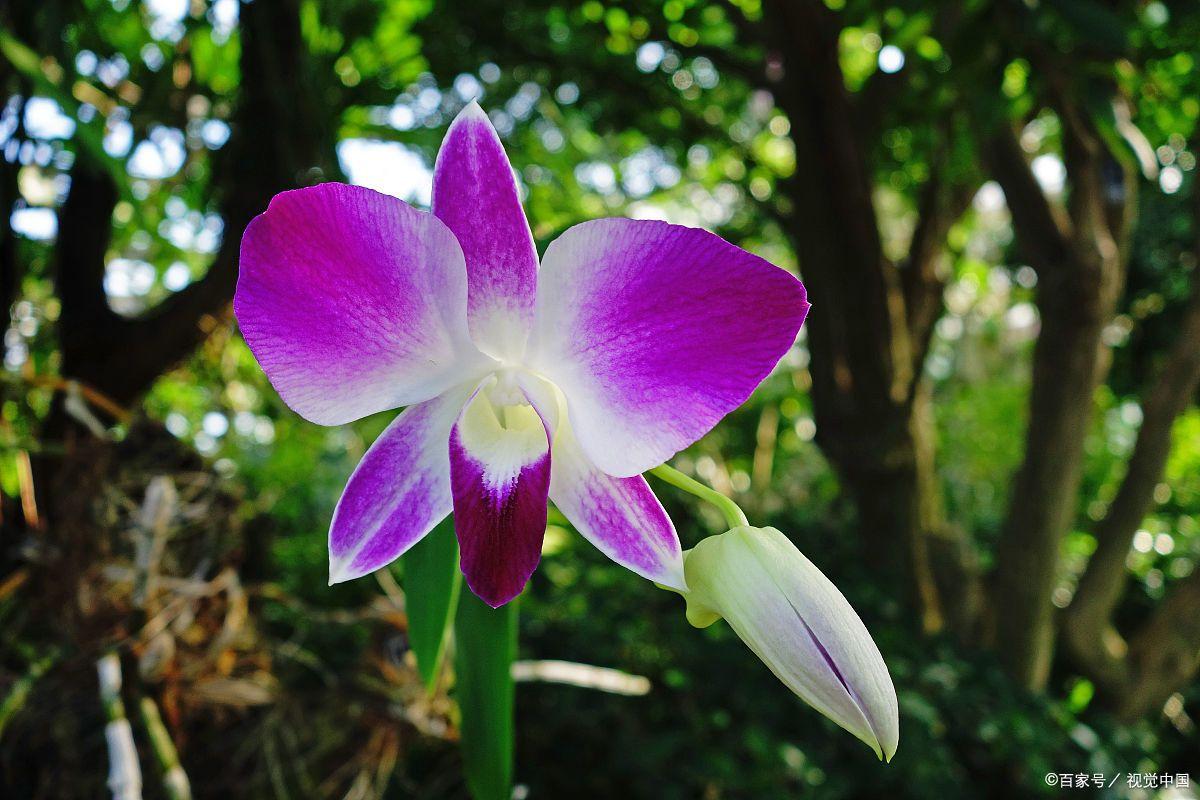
(526, 218, 809, 477)
(433, 103, 538, 361)
(683, 527, 899, 761)
(328, 385, 474, 583)
(537, 384, 686, 590)
(237, 183, 490, 426)
(450, 377, 551, 607)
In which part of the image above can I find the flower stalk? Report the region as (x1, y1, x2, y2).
(140, 696, 193, 800)
(649, 463, 748, 529)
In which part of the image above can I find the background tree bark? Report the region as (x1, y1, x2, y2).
(1060, 186, 1200, 714)
(54, 0, 333, 410)
(984, 95, 1130, 688)
(762, 0, 979, 632)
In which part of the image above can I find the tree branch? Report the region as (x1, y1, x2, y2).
(54, 0, 329, 406)
(55, 162, 121, 373)
(901, 159, 976, 384)
(1062, 191, 1200, 703)
(897, 161, 983, 636)
(1054, 88, 1131, 267)
(1, 138, 19, 316)
(1117, 569, 1200, 720)
(983, 124, 1073, 274)
(1, 84, 23, 315)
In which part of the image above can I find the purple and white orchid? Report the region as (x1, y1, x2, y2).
(235, 102, 809, 608)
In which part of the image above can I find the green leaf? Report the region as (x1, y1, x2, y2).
(400, 517, 461, 691)
(454, 591, 517, 800)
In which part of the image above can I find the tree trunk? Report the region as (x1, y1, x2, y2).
(989, 259, 1115, 686)
(1118, 571, 1200, 720)
(837, 388, 947, 631)
(764, 0, 920, 585)
(23, 0, 332, 619)
(1058, 180, 1200, 711)
(984, 107, 1128, 688)
(761, 0, 981, 630)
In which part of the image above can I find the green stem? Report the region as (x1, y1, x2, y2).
(140, 697, 192, 800)
(649, 464, 748, 530)
(0, 648, 59, 738)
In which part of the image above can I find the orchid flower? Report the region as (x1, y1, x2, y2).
(681, 526, 899, 761)
(235, 102, 808, 607)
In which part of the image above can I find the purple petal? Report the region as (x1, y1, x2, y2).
(449, 378, 551, 607)
(433, 103, 538, 361)
(526, 218, 809, 477)
(328, 385, 473, 583)
(548, 413, 686, 590)
(237, 183, 490, 426)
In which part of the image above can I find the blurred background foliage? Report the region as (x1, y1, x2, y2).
(2, 0, 1200, 798)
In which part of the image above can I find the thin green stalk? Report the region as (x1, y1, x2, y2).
(649, 464, 748, 529)
(140, 697, 192, 800)
(0, 648, 59, 739)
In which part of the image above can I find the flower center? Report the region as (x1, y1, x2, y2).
(489, 367, 526, 407)
(482, 368, 541, 432)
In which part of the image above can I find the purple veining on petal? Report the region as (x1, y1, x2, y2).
(527, 217, 809, 477)
(448, 383, 551, 607)
(566, 475, 682, 581)
(432, 103, 538, 360)
(236, 183, 485, 426)
(328, 386, 471, 583)
(546, 416, 685, 590)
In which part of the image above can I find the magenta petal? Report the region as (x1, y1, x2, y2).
(527, 218, 809, 477)
(449, 381, 551, 607)
(432, 103, 538, 361)
(237, 183, 488, 426)
(549, 415, 686, 590)
(328, 385, 472, 583)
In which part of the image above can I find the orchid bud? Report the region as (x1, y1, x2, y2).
(682, 526, 899, 761)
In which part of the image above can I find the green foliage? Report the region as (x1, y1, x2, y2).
(3, 0, 1200, 796)
(454, 592, 517, 800)
(514, 515, 1160, 798)
(402, 517, 462, 690)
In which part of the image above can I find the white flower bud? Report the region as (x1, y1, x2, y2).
(682, 526, 898, 761)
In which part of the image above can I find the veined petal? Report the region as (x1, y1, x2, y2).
(526, 218, 808, 477)
(433, 103, 538, 362)
(237, 183, 491, 426)
(450, 377, 551, 607)
(328, 385, 473, 583)
(537, 384, 685, 590)
(683, 527, 899, 761)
